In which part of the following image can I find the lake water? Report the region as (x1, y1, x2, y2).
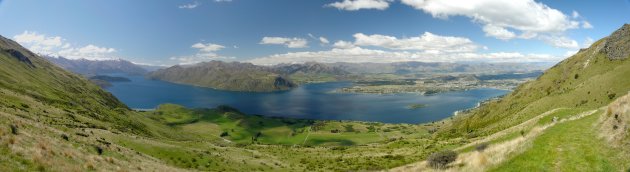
(105, 74, 509, 124)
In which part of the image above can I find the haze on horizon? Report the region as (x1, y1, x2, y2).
(0, 0, 629, 66)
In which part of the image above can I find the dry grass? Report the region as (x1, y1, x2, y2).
(598, 92, 630, 150)
(390, 109, 599, 172)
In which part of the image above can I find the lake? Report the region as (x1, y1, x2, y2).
(105, 74, 509, 124)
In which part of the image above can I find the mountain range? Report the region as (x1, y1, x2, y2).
(0, 24, 629, 171)
(44, 56, 154, 76)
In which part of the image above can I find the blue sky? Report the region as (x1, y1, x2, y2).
(0, 0, 629, 66)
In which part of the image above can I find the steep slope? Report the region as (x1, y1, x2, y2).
(439, 24, 630, 139)
(148, 61, 296, 92)
(0, 35, 188, 171)
(45, 56, 148, 76)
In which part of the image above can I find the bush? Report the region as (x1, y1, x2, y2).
(220, 131, 229, 137)
(475, 142, 489, 152)
(427, 150, 458, 169)
(9, 124, 18, 135)
(608, 93, 617, 100)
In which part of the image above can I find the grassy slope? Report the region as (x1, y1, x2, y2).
(397, 24, 630, 171)
(0, 35, 463, 171)
(490, 110, 625, 171)
(440, 30, 630, 139)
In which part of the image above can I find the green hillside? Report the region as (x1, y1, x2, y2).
(0, 34, 458, 171)
(2, 22, 630, 171)
(389, 24, 630, 171)
(440, 24, 630, 139)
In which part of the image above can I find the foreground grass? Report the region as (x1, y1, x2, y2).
(490, 111, 626, 171)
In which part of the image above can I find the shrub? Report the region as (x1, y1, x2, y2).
(609, 93, 617, 100)
(220, 131, 229, 137)
(9, 124, 18, 135)
(61, 134, 69, 141)
(475, 142, 489, 152)
(343, 125, 355, 132)
(427, 150, 458, 169)
(95, 146, 103, 155)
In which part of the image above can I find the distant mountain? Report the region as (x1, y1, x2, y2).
(272, 62, 351, 83)
(148, 61, 296, 92)
(329, 61, 550, 74)
(44, 56, 148, 76)
(273, 62, 350, 75)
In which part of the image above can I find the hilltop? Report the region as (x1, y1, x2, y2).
(148, 61, 296, 92)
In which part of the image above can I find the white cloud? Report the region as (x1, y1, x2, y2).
(400, 0, 582, 45)
(178, 1, 200, 9)
(582, 21, 593, 29)
(170, 42, 231, 64)
(352, 32, 479, 52)
(319, 37, 330, 44)
(483, 24, 516, 40)
(215, 0, 232, 2)
(333, 40, 356, 49)
(169, 53, 234, 65)
(247, 47, 561, 65)
(260, 37, 308, 48)
(539, 35, 579, 49)
(582, 37, 594, 48)
(325, 0, 392, 11)
(401, 0, 579, 34)
(192, 42, 225, 52)
(13, 31, 117, 60)
(572, 11, 580, 18)
(564, 50, 579, 57)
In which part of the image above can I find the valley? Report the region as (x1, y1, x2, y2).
(0, 0, 629, 171)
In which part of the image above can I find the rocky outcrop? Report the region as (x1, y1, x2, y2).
(3, 49, 34, 67)
(604, 24, 630, 60)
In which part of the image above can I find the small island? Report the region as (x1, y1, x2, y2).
(407, 103, 428, 109)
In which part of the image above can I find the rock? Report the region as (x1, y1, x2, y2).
(4, 49, 34, 67)
(604, 24, 630, 60)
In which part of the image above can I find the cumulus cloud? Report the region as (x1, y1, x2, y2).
(260, 37, 308, 48)
(247, 47, 561, 65)
(178, 1, 200, 9)
(352, 32, 479, 52)
(400, 0, 588, 49)
(325, 0, 393, 11)
(401, 0, 579, 34)
(13, 31, 117, 60)
(483, 25, 516, 40)
(170, 42, 231, 64)
(332, 40, 356, 49)
(248, 30, 564, 65)
(538, 35, 579, 49)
